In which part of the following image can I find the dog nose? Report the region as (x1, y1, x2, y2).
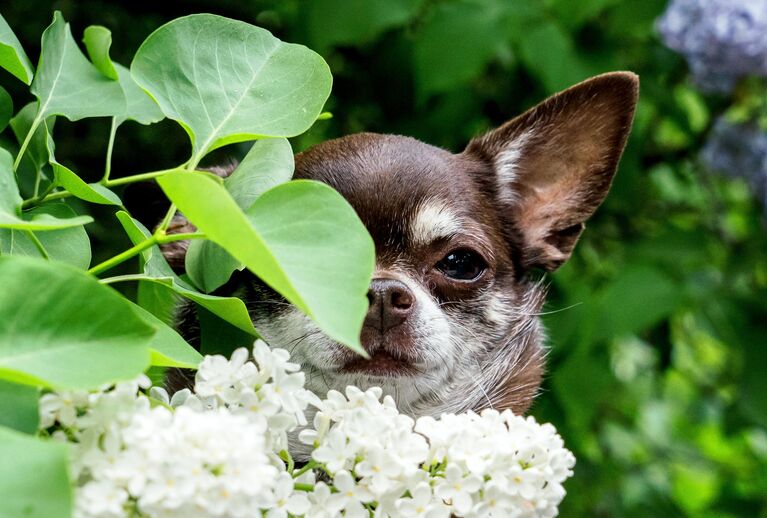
(365, 278, 414, 332)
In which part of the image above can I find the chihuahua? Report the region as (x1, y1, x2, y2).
(165, 72, 638, 418)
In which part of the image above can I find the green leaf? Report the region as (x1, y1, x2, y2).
(115, 210, 258, 335)
(739, 327, 767, 427)
(0, 14, 35, 84)
(30, 12, 124, 122)
(546, 0, 621, 29)
(0, 204, 92, 268)
(186, 138, 294, 292)
(305, 0, 422, 49)
(0, 147, 93, 230)
(0, 427, 72, 518)
(226, 139, 296, 209)
(158, 172, 374, 352)
(552, 349, 615, 432)
(9, 102, 54, 179)
(0, 211, 92, 231)
(82, 25, 118, 80)
(43, 126, 121, 205)
(595, 265, 684, 342)
(515, 20, 588, 93)
(0, 256, 153, 389)
(198, 305, 255, 356)
(413, 0, 506, 99)
(247, 180, 374, 351)
(81, 24, 162, 125)
(52, 160, 121, 205)
(115, 63, 163, 125)
(0, 148, 20, 213)
(137, 280, 178, 325)
(131, 14, 332, 166)
(130, 302, 202, 369)
(0, 85, 11, 132)
(0, 379, 39, 434)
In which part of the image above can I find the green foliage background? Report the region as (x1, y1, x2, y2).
(2, 1, 766, 516)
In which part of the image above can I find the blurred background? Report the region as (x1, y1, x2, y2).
(2, 0, 766, 515)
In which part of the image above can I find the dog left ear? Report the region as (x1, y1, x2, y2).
(464, 72, 639, 271)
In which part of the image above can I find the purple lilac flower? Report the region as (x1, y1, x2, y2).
(700, 116, 767, 207)
(657, 0, 767, 93)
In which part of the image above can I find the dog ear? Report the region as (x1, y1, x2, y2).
(464, 72, 638, 271)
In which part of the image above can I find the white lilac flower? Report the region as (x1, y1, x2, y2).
(44, 342, 575, 517)
(75, 480, 128, 518)
(194, 347, 253, 403)
(266, 472, 311, 518)
(394, 482, 449, 518)
(311, 428, 356, 473)
(38, 390, 89, 428)
(434, 465, 482, 514)
(306, 482, 345, 518)
(328, 470, 373, 517)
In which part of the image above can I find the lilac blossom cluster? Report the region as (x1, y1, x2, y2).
(656, 0, 767, 92)
(40, 341, 575, 517)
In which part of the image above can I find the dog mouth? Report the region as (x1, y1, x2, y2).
(340, 351, 416, 377)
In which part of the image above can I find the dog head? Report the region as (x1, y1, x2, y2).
(169, 72, 638, 417)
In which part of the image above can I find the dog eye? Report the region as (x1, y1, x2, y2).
(436, 249, 486, 281)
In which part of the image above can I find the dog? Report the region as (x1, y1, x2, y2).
(165, 72, 638, 418)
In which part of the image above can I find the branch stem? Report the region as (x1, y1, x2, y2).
(13, 114, 42, 173)
(88, 231, 204, 276)
(20, 168, 181, 208)
(102, 118, 118, 183)
(23, 230, 49, 259)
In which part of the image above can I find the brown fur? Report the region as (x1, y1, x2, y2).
(166, 72, 639, 416)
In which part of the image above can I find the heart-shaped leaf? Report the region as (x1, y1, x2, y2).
(31, 12, 124, 122)
(158, 172, 374, 352)
(115, 63, 163, 125)
(0, 427, 71, 518)
(82, 25, 162, 125)
(115, 211, 258, 335)
(0, 204, 92, 268)
(131, 14, 332, 166)
(0, 14, 34, 84)
(0, 256, 153, 389)
(186, 137, 294, 292)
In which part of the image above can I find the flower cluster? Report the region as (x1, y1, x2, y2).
(656, 0, 767, 92)
(302, 387, 575, 517)
(700, 116, 767, 208)
(39, 341, 575, 517)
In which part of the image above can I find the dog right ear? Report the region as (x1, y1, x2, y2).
(464, 72, 638, 271)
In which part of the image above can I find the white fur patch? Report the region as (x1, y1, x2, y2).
(495, 129, 534, 204)
(484, 293, 511, 326)
(410, 200, 463, 246)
